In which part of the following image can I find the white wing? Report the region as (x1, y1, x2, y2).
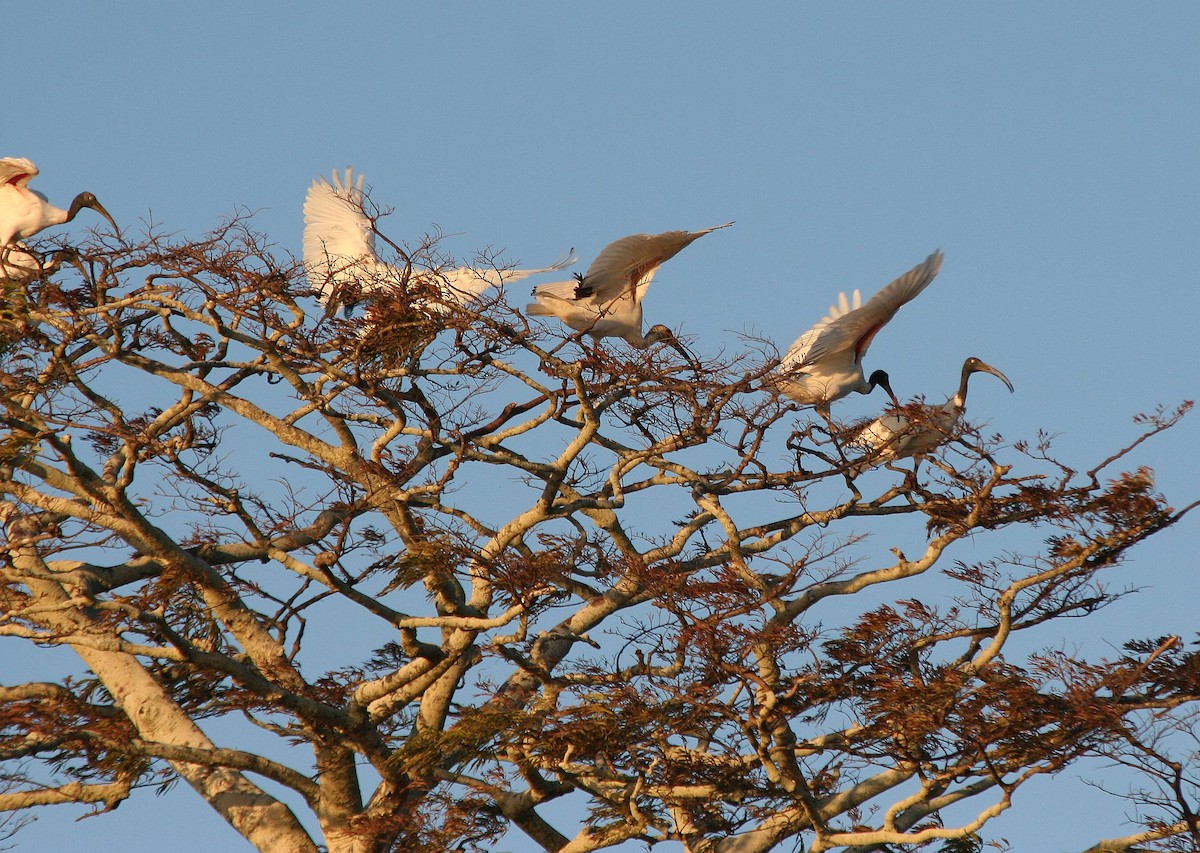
(0, 158, 38, 188)
(527, 278, 588, 318)
(574, 222, 734, 304)
(305, 167, 574, 313)
(824, 290, 862, 324)
(781, 289, 861, 367)
(783, 250, 943, 369)
(850, 403, 959, 464)
(437, 249, 576, 306)
(303, 167, 393, 305)
(850, 411, 913, 452)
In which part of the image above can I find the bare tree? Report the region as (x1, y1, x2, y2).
(0, 216, 1196, 853)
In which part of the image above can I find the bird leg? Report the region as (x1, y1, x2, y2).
(571, 332, 614, 370)
(883, 457, 922, 491)
(786, 425, 840, 474)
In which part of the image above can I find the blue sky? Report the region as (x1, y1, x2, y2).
(4, 3, 1199, 850)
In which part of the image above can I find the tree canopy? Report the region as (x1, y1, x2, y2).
(0, 213, 1196, 853)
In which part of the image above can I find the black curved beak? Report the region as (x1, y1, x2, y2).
(668, 336, 702, 373)
(970, 359, 1014, 393)
(882, 377, 901, 408)
(69, 192, 122, 239)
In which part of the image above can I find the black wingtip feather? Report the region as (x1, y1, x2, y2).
(572, 270, 592, 299)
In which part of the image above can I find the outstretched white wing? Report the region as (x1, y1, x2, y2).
(437, 249, 576, 306)
(0, 158, 38, 189)
(305, 167, 574, 313)
(573, 222, 734, 304)
(303, 167, 391, 305)
(781, 289, 862, 368)
(783, 250, 943, 369)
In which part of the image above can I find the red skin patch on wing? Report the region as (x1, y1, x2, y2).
(855, 322, 884, 362)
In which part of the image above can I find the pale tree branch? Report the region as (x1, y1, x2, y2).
(0, 217, 1194, 853)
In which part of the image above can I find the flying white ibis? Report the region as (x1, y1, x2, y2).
(303, 167, 574, 315)
(0, 157, 119, 246)
(771, 250, 944, 411)
(849, 356, 1014, 465)
(525, 222, 733, 348)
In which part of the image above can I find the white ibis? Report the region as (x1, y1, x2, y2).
(525, 222, 733, 348)
(771, 250, 944, 411)
(303, 167, 574, 315)
(850, 356, 1014, 465)
(0, 157, 119, 246)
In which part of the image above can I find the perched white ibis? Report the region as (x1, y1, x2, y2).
(526, 222, 733, 348)
(303, 167, 574, 315)
(849, 356, 1014, 465)
(771, 250, 944, 411)
(0, 157, 119, 246)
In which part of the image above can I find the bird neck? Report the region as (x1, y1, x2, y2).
(63, 196, 89, 223)
(954, 364, 974, 408)
(625, 328, 656, 349)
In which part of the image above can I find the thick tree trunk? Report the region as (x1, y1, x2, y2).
(6, 512, 319, 853)
(74, 647, 320, 853)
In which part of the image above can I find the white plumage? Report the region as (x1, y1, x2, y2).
(773, 251, 944, 410)
(0, 157, 118, 248)
(850, 356, 1013, 466)
(526, 222, 733, 347)
(303, 168, 574, 315)
(0, 243, 76, 283)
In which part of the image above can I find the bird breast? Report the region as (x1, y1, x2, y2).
(853, 403, 960, 460)
(774, 365, 868, 406)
